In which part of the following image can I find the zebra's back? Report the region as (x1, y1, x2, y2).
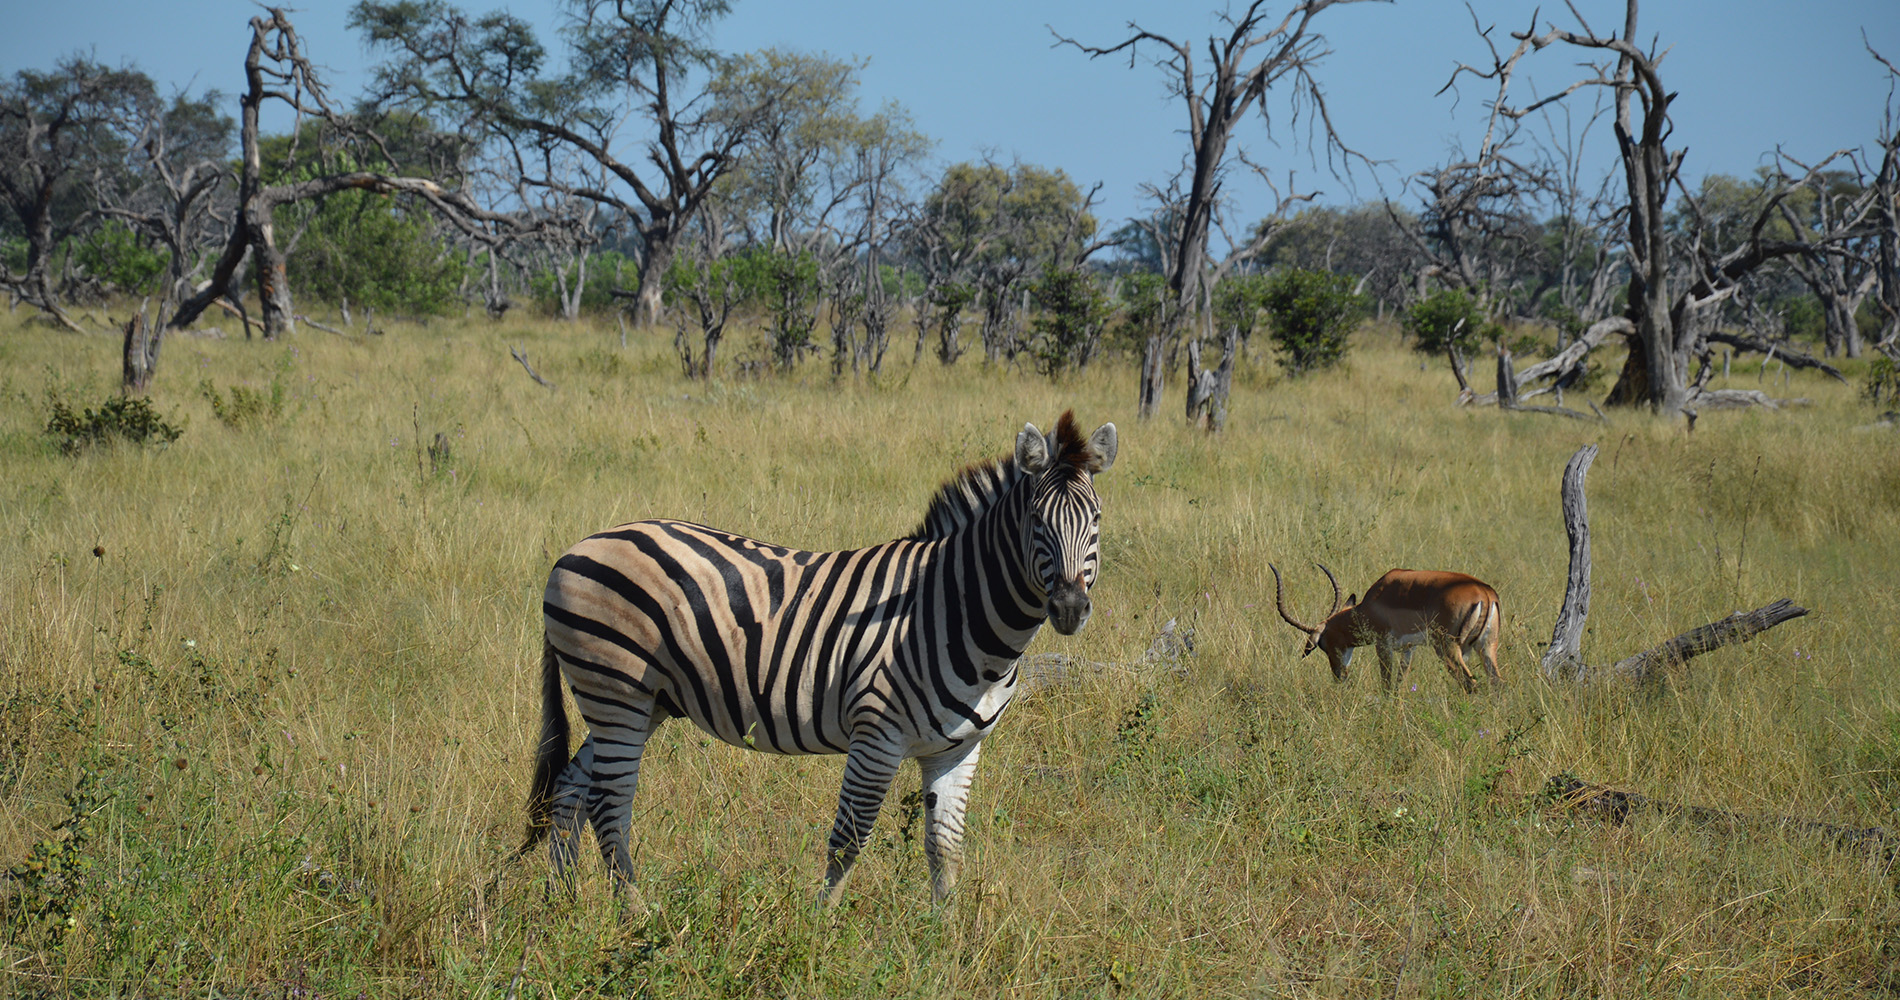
(544, 518, 925, 756)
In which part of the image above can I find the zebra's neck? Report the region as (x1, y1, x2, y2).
(909, 456, 1030, 543)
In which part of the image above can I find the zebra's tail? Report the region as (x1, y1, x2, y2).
(516, 635, 570, 859)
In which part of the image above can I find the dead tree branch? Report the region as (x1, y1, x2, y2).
(1547, 774, 1889, 853)
(1704, 329, 1847, 383)
(509, 346, 556, 391)
(1608, 600, 1811, 684)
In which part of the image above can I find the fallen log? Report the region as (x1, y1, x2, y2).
(1609, 599, 1811, 684)
(1706, 329, 1847, 383)
(1540, 445, 1811, 685)
(1495, 348, 1603, 421)
(1464, 316, 1632, 406)
(1017, 618, 1193, 693)
(1546, 774, 1891, 854)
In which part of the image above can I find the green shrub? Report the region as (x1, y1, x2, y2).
(1866, 355, 1900, 410)
(75, 221, 166, 295)
(200, 379, 285, 429)
(44, 394, 184, 453)
(1402, 288, 1495, 357)
(1261, 268, 1362, 376)
(1028, 264, 1112, 376)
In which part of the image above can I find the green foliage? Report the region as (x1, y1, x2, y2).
(200, 380, 285, 429)
(729, 247, 822, 370)
(44, 392, 183, 452)
(917, 161, 1096, 270)
(1402, 288, 1494, 357)
(285, 189, 466, 315)
(527, 249, 636, 317)
(1866, 356, 1900, 410)
(1027, 264, 1111, 376)
(1260, 268, 1362, 376)
(1782, 293, 1824, 342)
(75, 220, 165, 294)
(1111, 271, 1167, 353)
(1212, 273, 1270, 343)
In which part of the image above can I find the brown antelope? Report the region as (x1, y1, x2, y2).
(1270, 564, 1501, 692)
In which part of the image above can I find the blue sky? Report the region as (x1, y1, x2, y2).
(8, 1, 1898, 234)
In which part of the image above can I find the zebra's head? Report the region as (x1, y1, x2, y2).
(1015, 412, 1117, 635)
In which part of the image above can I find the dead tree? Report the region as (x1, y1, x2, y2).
(1865, 43, 1900, 353)
(356, 0, 790, 328)
(1463, 1, 1866, 412)
(168, 9, 521, 338)
(1541, 444, 1809, 686)
(0, 58, 156, 332)
(1055, 0, 1379, 419)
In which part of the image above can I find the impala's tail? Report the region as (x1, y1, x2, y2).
(517, 636, 570, 858)
(1452, 594, 1500, 648)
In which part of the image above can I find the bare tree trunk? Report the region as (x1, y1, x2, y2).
(120, 300, 160, 394)
(1541, 445, 1597, 682)
(1138, 334, 1166, 419)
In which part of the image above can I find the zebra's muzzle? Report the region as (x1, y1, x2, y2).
(1047, 573, 1091, 635)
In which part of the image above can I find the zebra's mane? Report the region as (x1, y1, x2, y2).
(908, 413, 1089, 541)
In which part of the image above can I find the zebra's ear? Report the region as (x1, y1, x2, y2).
(1086, 422, 1118, 473)
(1016, 422, 1050, 473)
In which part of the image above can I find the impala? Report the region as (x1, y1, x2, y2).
(1271, 564, 1502, 692)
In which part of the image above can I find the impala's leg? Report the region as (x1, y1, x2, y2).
(1478, 607, 1502, 685)
(918, 741, 982, 902)
(1433, 634, 1478, 694)
(820, 740, 902, 906)
(1375, 640, 1398, 689)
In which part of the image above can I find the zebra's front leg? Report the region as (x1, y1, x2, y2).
(819, 740, 902, 907)
(918, 741, 982, 902)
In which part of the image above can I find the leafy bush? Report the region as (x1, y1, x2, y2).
(1213, 273, 1270, 344)
(75, 221, 166, 295)
(1866, 355, 1900, 410)
(1111, 271, 1168, 354)
(1028, 264, 1112, 376)
(1403, 288, 1494, 357)
(285, 190, 467, 315)
(1261, 268, 1363, 376)
(45, 394, 184, 453)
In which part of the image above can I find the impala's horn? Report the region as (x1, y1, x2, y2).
(1314, 563, 1344, 619)
(1270, 563, 1319, 637)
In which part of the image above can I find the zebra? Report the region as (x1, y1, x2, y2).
(520, 412, 1118, 905)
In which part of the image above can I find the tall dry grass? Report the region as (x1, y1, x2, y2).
(1, 309, 1897, 997)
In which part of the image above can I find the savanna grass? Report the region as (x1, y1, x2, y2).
(2, 309, 1897, 997)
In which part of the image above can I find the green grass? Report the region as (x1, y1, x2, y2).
(2, 311, 1897, 997)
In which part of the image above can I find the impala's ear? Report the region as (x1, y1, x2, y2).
(1086, 422, 1118, 473)
(1347, 593, 1359, 608)
(1016, 422, 1050, 473)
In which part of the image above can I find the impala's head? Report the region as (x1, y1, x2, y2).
(1271, 562, 1353, 679)
(1016, 412, 1117, 635)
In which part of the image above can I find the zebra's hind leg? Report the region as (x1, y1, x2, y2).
(580, 719, 654, 913)
(919, 741, 982, 902)
(545, 739, 596, 890)
(819, 740, 902, 907)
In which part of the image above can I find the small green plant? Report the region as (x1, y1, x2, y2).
(200, 379, 285, 429)
(1261, 267, 1363, 376)
(1864, 355, 1900, 411)
(44, 393, 184, 453)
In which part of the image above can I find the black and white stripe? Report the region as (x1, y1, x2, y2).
(521, 412, 1117, 903)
